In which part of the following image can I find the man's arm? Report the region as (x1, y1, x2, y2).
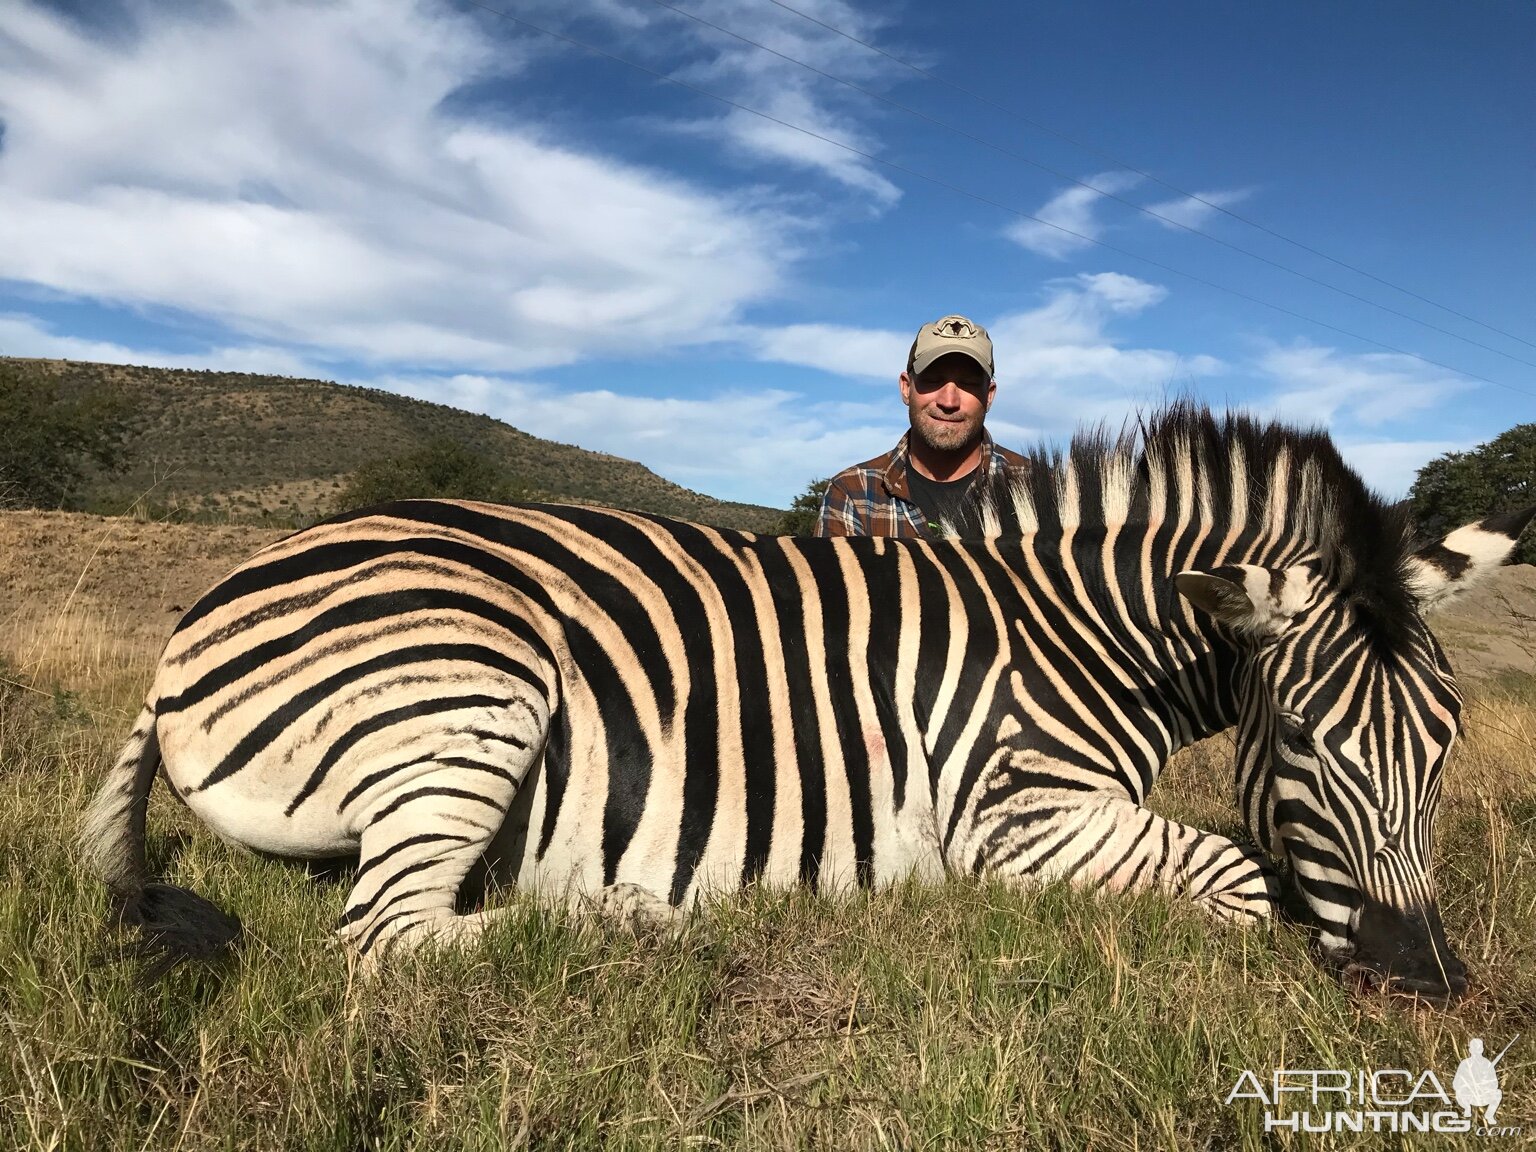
(814, 476, 868, 537)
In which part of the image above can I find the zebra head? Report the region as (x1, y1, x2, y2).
(1175, 507, 1536, 1002)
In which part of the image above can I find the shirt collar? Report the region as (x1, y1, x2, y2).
(882, 429, 1000, 500)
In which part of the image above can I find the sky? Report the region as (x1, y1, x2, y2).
(1, 0, 1532, 509)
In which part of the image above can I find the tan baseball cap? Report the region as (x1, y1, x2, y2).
(908, 314, 994, 378)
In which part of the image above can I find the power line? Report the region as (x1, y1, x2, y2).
(762, 0, 1536, 355)
(645, 0, 1536, 373)
(468, 1, 1536, 401)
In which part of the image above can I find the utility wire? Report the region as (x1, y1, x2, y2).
(763, 0, 1536, 355)
(470, 1, 1536, 401)
(647, 0, 1536, 372)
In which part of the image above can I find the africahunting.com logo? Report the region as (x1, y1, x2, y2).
(1225, 1036, 1520, 1136)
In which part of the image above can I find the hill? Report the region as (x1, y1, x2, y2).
(3, 358, 782, 531)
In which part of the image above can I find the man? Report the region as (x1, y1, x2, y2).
(816, 314, 1028, 537)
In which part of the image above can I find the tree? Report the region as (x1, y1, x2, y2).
(0, 361, 127, 510)
(332, 437, 527, 513)
(1410, 425, 1536, 565)
(773, 478, 830, 536)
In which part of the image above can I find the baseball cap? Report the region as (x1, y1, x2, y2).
(908, 314, 994, 378)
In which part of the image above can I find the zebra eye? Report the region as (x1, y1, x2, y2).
(1276, 712, 1314, 755)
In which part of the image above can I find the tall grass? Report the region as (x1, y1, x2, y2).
(1, 612, 1532, 1149)
(0, 601, 163, 718)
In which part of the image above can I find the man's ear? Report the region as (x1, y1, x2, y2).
(1404, 506, 1536, 610)
(1174, 564, 1318, 638)
(899, 371, 912, 406)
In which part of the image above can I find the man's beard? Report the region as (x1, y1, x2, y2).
(910, 404, 984, 454)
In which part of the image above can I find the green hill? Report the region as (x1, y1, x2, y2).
(5, 358, 781, 531)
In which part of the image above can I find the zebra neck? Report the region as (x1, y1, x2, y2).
(1005, 532, 1249, 753)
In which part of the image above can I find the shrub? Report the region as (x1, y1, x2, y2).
(333, 437, 527, 513)
(0, 361, 127, 510)
(1412, 425, 1536, 565)
(773, 478, 829, 536)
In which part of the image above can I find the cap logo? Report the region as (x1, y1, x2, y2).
(908, 313, 993, 377)
(934, 316, 979, 340)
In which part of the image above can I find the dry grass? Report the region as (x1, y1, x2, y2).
(2, 512, 1534, 1149)
(0, 511, 282, 717)
(0, 602, 161, 717)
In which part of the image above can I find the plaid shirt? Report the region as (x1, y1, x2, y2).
(815, 431, 1030, 538)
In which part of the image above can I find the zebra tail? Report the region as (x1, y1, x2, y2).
(80, 703, 242, 978)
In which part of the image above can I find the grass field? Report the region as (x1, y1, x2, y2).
(2, 520, 1534, 1149)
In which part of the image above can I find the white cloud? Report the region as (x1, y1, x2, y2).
(1004, 171, 1141, 259)
(1334, 439, 1468, 499)
(748, 274, 1208, 397)
(989, 274, 1221, 429)
(661, 0, 902, 202)
(1254, 341, 1470, 427)
(0, 312, 330, 378)
(746, 273, 1221, 463)
(1144, 188, 1252, 230)
(369, 367, 1463, 508)
(704, 101, 900, 204)
(748, 323, 910, 380)
(0, 0, 794, 371)
(1069, 271, 1169, 315)
(377, 372, 899, 506)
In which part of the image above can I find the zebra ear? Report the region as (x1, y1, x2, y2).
(1404, 506, 1536, 610)
(1174, 564, 1318, 638)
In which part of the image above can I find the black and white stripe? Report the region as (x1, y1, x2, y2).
(81, 406, 1531, 994)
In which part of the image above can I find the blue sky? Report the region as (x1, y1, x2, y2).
(1, 0, 1532, 507)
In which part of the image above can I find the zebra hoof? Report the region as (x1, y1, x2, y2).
(589, 883, 682, 933)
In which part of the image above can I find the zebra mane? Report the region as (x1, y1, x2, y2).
(974, 402, 1423, 645)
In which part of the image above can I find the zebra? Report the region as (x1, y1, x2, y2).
(82, 405, 1530, 998)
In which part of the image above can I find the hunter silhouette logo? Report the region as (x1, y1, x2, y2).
(1226, 1036, 1521, 1136)
(1454, 1036, 1516, 1125)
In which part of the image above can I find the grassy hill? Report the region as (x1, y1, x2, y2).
(4, 357, 782, 531)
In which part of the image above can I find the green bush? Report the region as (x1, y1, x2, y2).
(773, 478, 829, 536)
(333, 437, 527, 513)
(1411, 425, 1536, 565)
(0, 361, 127, 510)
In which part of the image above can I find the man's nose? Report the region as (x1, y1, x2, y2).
(933, 382, 962, 407)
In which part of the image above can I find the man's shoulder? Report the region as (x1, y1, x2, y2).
(992, 442, 1033, 472)
(827, 447, 900, 490)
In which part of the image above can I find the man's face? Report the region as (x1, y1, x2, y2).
(900, 352, 996, 454)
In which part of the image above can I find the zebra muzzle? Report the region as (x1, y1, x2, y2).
(1339, 898, 1468, 1003)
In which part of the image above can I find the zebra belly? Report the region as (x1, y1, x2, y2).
(490, 727, 946, 905)
(157, 719, 356, 857)
(156, 682, 538, 860)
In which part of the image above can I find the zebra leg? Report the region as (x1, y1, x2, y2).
(336, 764, 522, 964)
(960, 778, 1279, 924)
